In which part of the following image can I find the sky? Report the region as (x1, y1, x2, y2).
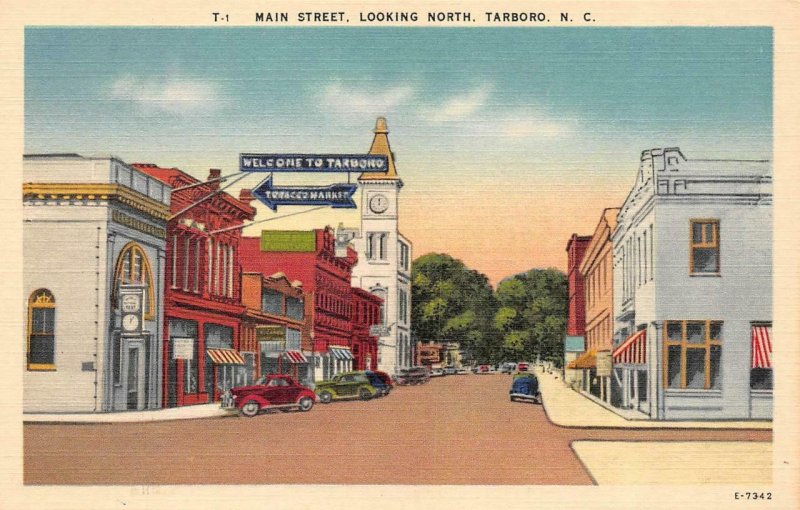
(25, 27, 772, 285)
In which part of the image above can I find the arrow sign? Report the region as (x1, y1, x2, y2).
(251, 176, 357, 211)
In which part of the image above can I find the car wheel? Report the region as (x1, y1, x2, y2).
(240, 400, 260, 417)
(319, 391, 333, 404)
(359, 388, 373, 401)
(298, 396, 314, 412)
(509, 396, 515, 402)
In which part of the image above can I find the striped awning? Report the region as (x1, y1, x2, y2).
(206, 348, 245, 365)
(283, 350, 308, 364)
(752, 325, 772, 369)
(612, 329, 646, 364)
(566, 349, 596, 369)
(329, 347, 353, 361)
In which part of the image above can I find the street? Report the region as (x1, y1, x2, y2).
(24, 374, 770, 485)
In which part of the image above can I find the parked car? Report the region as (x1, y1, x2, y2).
(315, 372, 380, 403)
(509, 373, 541, 404)
(395, 366, 430, 385)
(443, 366, 458, 375)
(227, 374, 317, 417)
(456, 367, 470, 375)
(430, 367, 445, 377)
(370, 370, 394, 390)
(500, 362, 516, 374)
(364, 370, 392, 396)
(475, 364, 491, 374)
(516, 362, 531, 373)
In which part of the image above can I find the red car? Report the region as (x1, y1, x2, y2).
(228, 374, 317, 417)
(371, 370, 393, 389)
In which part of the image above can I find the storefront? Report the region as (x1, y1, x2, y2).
(611, 329, 647, 413)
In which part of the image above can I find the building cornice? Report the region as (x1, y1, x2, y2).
(23, 183, 171, 220)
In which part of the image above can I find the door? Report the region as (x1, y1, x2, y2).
(125, 345, 145, 410)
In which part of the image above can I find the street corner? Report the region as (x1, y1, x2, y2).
(570, 440, 773, 485)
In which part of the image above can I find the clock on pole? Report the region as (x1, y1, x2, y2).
(119, 284, 145, 336)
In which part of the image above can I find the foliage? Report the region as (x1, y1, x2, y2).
(411, 253, 568, 366)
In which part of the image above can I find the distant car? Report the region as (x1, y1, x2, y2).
(430, 367, 445, 377)
(443, 366, 457, 375)
(364, 370, 392, 396)
(516, 362, 531, 373)
(315, 372, 380, 403)
(456, 368, 469, 375)
(476, 364, 491, 374)
(396, 366, 430, 385)
(500, 362, 516, 374)
(228, 374, 317, 417)
(509, 373, 541, 403)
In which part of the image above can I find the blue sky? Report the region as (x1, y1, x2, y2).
(25, 27, 773, 281)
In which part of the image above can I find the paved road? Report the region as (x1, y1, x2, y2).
(24, 374, 770, 485)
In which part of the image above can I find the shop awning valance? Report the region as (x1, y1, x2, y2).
(329, 347, 353, 361)
(751, 325, 772, 369)
(566, 349, 596, 370)
(283, 350, 308, 364)
(612, 330, 646, 365)
(207, 348, 245, 365)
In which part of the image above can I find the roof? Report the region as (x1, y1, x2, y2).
(133, 163, 255, 219)
(359, 117, 400, 181)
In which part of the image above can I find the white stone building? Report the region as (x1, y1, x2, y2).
(351, 118, 413, 375)
(23, 154, 170, 412)
(611, 147, 772, 420)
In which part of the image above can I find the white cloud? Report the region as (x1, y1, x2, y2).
(319, 82, 414, 115)
(108, 75, 219, 115)
(428, 84, 492, 122)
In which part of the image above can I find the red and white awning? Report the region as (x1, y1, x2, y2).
(612, 330, 646, 365)
(206, 348, 245, 365)
(283, 350, 308, 364)
(751, 325, 772, 369)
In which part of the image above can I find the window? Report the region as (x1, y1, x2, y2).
(643, 231, 648, 283)
(399, 289, 408, 325)
(27, 289, 56, 370)
(750, 324, 772, 390)
(690, 220, 720, 274)
(183, 236, 191, 291)
(649, 224, 654, 281)
(262, 289, 283, 314)
(372, 288, 387, 325)
(112, 243, 155, 319)
(663, 320, 722, 390)
(171, 235, 178, 288)
(194, 238, 201, 293)
(286, 296, 304, 320)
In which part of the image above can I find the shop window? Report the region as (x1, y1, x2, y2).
(286, 296, 304, 320)
(663, 320, 722, 390)
(112, 242, 155, 319)
(690, 220, 720, 274)
(27, 289, 56, 370)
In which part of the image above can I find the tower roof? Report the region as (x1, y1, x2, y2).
(359, 117, 399, 181)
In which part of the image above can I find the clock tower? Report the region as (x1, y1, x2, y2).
(352, 118, 413, 375)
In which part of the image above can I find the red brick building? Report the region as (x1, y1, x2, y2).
(351, 287, 382, 371)
(239, 227, 359, 381)
(240, 272, 313, 385)
(133, 164, 255, 407)
(566, 234, 593, 336)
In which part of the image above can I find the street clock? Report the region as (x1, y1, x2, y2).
(119, 285, 145, 336)
(369, 194, 389, 214)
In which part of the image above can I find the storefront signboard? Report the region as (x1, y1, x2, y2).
(173, 337, 194, 360)
(257, 325, 286, 343)
(596, 350, 612, 377)
(240, 153, 388, 173)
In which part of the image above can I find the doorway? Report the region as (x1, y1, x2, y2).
(125, 344, 145, 410)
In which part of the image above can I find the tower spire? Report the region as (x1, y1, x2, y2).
(360, 117, 399, 180)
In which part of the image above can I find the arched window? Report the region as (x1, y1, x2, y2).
(28, 289, 56, 370)
(112, 242, 155, 319)
(371, 287, 387, 325)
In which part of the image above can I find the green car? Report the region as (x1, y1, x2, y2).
(314, 372, 380, 403)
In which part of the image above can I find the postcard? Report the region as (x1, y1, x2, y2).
(1, 1, 798, 509)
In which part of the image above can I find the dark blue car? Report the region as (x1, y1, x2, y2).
(364, 371, 391, 396)
(509, 374, 541, 403)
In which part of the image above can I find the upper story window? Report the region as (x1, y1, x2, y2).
(113, 242, 155, 319)
(367, 232, 388, 261)
(286, 296, 304, 320)
(27, 289, 55, 370)
(398, 242, 410, 271)
(690, 220, 720, 275)
(262, 289, 283, 315)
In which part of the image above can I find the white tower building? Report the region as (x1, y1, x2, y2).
(352, 118, 413, 375)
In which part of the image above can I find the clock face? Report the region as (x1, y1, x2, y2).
(122, 314, 140, 332)
(369, 194, 389, 214)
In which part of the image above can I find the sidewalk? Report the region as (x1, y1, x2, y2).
(572, 440, 772, 484)
(535, 368, 772, 429)
(24, 403, 238, 424)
